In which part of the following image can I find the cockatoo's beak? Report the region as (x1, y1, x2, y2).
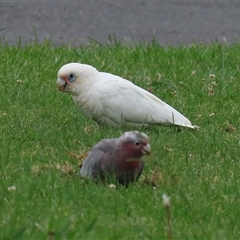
(57, 74, 69, 92)
(141, 143, 151, 155)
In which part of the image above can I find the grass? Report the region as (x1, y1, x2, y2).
(1, 37, 240, 239)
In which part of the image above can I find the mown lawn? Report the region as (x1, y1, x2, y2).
(1, 38, 240, 239)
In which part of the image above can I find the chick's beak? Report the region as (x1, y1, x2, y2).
(57, 74, 69, 92)
(141, 143, 151, 155)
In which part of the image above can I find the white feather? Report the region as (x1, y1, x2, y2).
(57, 63, 198, 129)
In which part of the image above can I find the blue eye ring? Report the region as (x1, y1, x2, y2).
(68, 73, 76, 83)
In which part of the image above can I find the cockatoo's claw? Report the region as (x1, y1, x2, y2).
(58, 85, 66, 92)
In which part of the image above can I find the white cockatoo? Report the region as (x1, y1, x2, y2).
(56, 63, 197, 128)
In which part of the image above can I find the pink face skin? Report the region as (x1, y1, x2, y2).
(57, 74, 71, 91)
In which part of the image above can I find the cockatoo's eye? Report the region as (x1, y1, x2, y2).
(68, 74, 76, 83)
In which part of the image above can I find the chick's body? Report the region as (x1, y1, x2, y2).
(80, 131, 150, 186)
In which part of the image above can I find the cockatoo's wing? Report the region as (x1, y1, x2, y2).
(95, 72, 194, 128)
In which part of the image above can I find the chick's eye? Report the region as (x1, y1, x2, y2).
(68, 73, 76, 83)
(135, 141, 140, 146)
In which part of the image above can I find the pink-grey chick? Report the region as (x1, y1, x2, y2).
(80, 131, 151, 186)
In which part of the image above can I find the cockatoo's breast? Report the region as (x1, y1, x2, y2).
(72, 73, 126, 126)
(72, 86, 104, 120)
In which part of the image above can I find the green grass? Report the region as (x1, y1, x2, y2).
(1, 38, 240, 239)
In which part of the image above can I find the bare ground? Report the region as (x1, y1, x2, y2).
(0, 1, 240, 46)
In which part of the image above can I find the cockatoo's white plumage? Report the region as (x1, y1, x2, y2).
(57, 63, 197, 128)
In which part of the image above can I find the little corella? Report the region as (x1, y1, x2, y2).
(57, 63, 197, 128)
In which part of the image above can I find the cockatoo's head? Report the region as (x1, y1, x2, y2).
(119, 131, 151, 161)
(56, 63, 98, 94)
